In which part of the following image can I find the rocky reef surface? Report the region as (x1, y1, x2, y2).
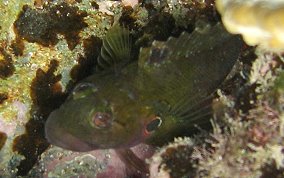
(0, 0, 283, 177)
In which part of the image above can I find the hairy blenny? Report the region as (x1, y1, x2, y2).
(45, 23, 242, 151)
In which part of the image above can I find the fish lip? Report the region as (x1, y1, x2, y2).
(45, 113, 96, 152)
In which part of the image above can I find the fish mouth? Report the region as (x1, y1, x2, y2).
(45, 111, 95, 152)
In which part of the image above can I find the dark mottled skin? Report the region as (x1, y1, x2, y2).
(45, 23, 243, 151)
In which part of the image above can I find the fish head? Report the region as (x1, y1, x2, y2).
(45, 80, 161, 151)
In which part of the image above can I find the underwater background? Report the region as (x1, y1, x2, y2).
(0, 0, 284, 177)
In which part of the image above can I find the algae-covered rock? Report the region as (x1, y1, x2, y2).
(0, 0, 284, 177)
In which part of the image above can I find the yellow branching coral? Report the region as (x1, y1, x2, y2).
(216, 0, 284, 52)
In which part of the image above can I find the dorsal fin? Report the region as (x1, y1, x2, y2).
(97, 24, 132, 72)
(137, 23, 243, 120)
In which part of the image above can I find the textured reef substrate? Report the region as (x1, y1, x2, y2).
(0, 0, 284, 177)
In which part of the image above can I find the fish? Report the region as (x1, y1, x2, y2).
(45, 23, 243, 152)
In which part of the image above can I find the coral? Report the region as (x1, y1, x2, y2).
(216, 0, 284, 52)
(0, 0, 283, 177)
(194, 53, 284, 177)
(196, 101, 284, 178)
(148, 137, 198, 178)
(122, 0, 139, 8)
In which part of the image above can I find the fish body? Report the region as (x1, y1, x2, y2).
(45, 23, 243, 151)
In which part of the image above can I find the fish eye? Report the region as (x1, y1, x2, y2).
(72, 83, 98, 99)
(92, 112, 113, 129)
(145, 116, 162, 134)
(73, 83, 97, 93)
